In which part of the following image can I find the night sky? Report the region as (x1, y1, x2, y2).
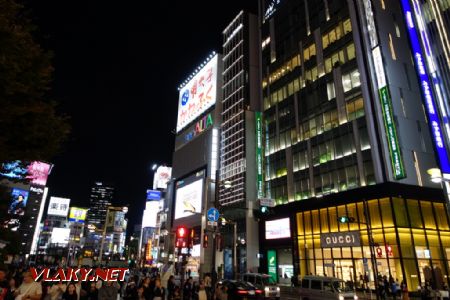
(24, 1, 258, 232)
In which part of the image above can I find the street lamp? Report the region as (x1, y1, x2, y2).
(427, 168, 450, 183)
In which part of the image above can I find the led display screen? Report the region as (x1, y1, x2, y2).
(0, 161, 51, 186)
(47, 197, 71, 217)
(68, 207, 88, 223)
(153, 166, 172, 190)
(265, 218, 290, 239)
(51, 228, 70, 244)
(176, 55, 218, 132)
(174, 171, 205, 220)
(142, 200, 159, 228)
(8, 188, 29, 216)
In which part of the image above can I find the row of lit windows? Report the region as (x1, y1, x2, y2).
(263, 54, 301, 88)
(322, 19, 352, 50)
(267, 160, 372, 204)
(265, 96, 365, 157)
(266, 124, 369, 178)
(262, 19, 352, 89)
(263, 43, 357, 110)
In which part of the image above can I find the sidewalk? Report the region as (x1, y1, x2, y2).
(279, 286, 441, 300)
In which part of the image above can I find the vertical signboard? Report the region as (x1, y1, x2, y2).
(363, 0, 406, 179)
(400, 0, 450, 174)
(256, 112, 264, 198)
(267, 249, 277, 283)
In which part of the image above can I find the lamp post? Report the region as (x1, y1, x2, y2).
(427, 168, 450, 216)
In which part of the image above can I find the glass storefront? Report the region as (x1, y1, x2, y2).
(295, 197, 450, 291)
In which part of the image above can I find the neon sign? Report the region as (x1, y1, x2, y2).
(256, 112, 264, 198)
(184, 114, 213, 142)
(400, 0, 450, 174)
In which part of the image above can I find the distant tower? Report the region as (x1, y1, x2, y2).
(87, 182, 114, 229)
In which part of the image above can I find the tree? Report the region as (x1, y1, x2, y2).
(0, 0, 70, 265)
(0, 0, 70, 163)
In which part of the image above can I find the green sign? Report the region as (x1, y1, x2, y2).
(267, 250, 277, 282)
(379, 86, 406, 179)
(256, 112, 264, 198)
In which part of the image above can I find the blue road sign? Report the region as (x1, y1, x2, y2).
(207, 207, 219, 222)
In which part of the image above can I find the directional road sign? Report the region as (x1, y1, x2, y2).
(207, 207, 220, 222)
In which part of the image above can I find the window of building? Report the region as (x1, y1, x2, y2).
(347, 43, 356, 60)
(343, 19, 352, 34)
(346, 97, 364, 120)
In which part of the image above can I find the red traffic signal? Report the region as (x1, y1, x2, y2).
(177, 227, 187, 239)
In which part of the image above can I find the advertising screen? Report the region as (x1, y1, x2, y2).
(47, 197, 71, 217)
(0, 161, 51, 186)
(176, 54, 218, 132)
(51, 228, 70, 244)
(265, 218, 290, 239)
(114, 211, 127, 232)
(146, 189, 162, 200)
(174, 171, 205, 220)
(8, 188, 29, 216)
(0, 161, 28, 180)
(142, 200, 159, 228)
(68, 207, 88, 223)
(27, 161, 51, 186)
(153, 166, 172, 190)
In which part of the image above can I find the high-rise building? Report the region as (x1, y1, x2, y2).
(0, 161, 51, 258)
(218, 10, 261, 276)
(171, 52, 222, 278)
(258, 0, 450, 289)
(87, 182, 114, 229)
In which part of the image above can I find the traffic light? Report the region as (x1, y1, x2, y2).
(203, 230, 208, 248)
(337, 216, 355, 223)
(176, 226, 188, 248)
(386, 244, 393, 256)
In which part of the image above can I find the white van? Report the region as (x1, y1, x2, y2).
(242, 273, 280, 299)
(299, 276, 358, 300)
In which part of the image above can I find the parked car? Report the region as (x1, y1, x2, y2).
(218, 280, 261, 300)
(299, 275, 358, 300)
(241, 273, 280, 299)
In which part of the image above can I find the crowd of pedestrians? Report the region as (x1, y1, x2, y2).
(0, 266, 226, 300)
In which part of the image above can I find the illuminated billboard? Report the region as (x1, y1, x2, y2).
(47, 197, 71, 217)
(142, 200, 159, 228)
(27, 161, 51, 186)
(8, 188, 29, 216)
(68, 207, 88, 223)
(0, 161, 51, 186)
(176, 54, 218, 132)
(153, 166, 172, 190)
(51, 228, 70, 244)
(146, 189, 162, 200)
(174, 171, 205, 220)
(265, 218, 290, 239)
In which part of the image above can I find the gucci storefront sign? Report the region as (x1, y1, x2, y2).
(320, 231, 361, 248)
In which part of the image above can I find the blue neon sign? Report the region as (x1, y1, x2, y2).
(401, 0, 450, 174)
(146, 189, 162, 200)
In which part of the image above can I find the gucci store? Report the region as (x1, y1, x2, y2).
(259, 183, 450, 291)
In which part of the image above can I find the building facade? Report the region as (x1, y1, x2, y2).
(171, 52, 222, 278)
(87, 182, 114, 230)
(258, 0, 450, 289)
(218, 10, 262, 277)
